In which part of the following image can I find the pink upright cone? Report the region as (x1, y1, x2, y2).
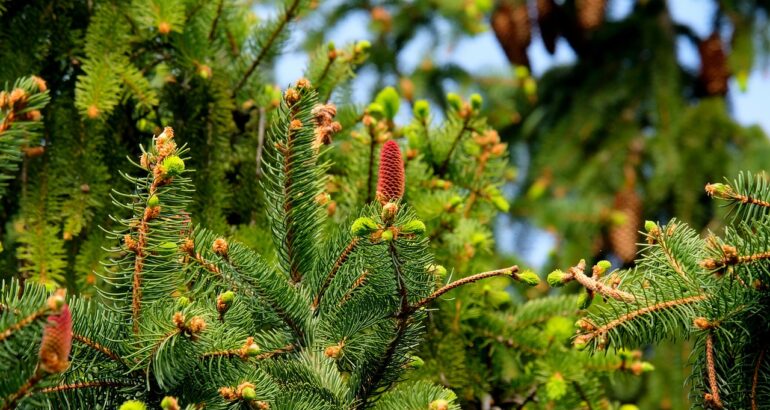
(376, 140, 405, 203)
(39, 305, 72, 373)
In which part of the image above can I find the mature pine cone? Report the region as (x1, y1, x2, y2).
(576, 0, 606, 31)
(537, 0, 559, 54)
(698, 33, 730, 96)
(491, 0, 531, 67)
(609, 188, 642, 264)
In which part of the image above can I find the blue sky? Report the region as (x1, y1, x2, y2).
(272, 0, 769, 133)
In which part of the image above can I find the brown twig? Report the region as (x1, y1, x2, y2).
(752, 349, 766, 410)
(73, 334, 128, 366)
(312, 238, 359, 312)
(0, 307, 48, 343)
(255, 107, 267, 178)
(252, 343, 295, 360)
(339, 270, 370, 306)
(39, 380, 134, 394)
(567, 260, 636, 303)
(2, 369, 44, 410)
(208, 0, 225, 41)
(704, 332, 723, 408)
(409, 266, 518, 313)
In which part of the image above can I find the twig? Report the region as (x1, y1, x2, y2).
(409, 266, 518, 313)
(40, 380, 134, 394)
(2, 369, 45, 410)
(752, 349, 766, 410)
(567, 260, 636, 302)
(437, 116, 471, 177)
(581, 295, 707, 343)
(208, 0, 225, 42)
(705, 332, 723, 408)
(312, 238, 359, 312)
(255, 107, 267, 178)
(0, 307, 48, 343)
(233, 0, 301, 94)
(73, 334, 128, 366)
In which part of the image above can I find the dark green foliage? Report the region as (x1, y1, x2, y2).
(561, 172, 770, 408)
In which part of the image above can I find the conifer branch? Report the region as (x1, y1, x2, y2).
(73, 334, 128, 366)
(2, 368, 45, 410)
(409, 266, 519, 312)
(283, 108, 302, 283)
(339, 270, 370, 306)
(704, 332, 723, 408)
(706, 182, 770, 208)
(208, 0, 225, 42)
(657, 233, 689, 279)
(752, 349, 766, 410)
(437, 116, 471, 177)
(0, 307, 48, 343)
(39, 380, 134, 393)
(578, 294, 707, 343)
(234, 0, 301, 94)
(312, 238, 359, 312)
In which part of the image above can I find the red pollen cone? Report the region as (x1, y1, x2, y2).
(39, 305, 73, 373)
(376, 140, 405, 203)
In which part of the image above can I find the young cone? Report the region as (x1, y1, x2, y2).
(39, 305, 73, 373)
(376, 140, 405, 203)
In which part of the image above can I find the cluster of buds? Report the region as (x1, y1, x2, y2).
(0, 80, 45, 132)
(212, 237, 229, 256)
(139, 127, 185, 182)
(446, 92, 482, 119)
(173, 312, 207, 339)
(324, 341, 345, 360)
(219, 382, 260, 403)
(311, 103, 342, 151)
(473, 129, 507, 158)
(216, 290, 235, 319)
(239, 337, 261, 359)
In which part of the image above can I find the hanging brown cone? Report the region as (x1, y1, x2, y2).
(537, 0, 559, 54)
(698, 33, 730, 96)
(576, 0, 606, 31)
(608, 188, 642, 264)
(491, 0, 531, 67)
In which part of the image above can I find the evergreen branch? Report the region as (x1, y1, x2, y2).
(579, 294, 707, 343)
(562, 260, 636, 303)
(339, 270, 370, 306)
(752, 349, 766, 410)
(183, 243, 222, 276)
(355, 243, 412, 407)
(704, 332, 723, 408)
(39, 380, 134, 393)
(73, 334, 127, 366)
(0, 306, 48, 343)
(208, 0, 225, 42)
(657, 232, 689, 279)
(312, 238, 359, 312)
(437, 116, 471, 177)
(707, 182, 770, 208)
(409, 266, 519, 312)
(2, 369, 45, 410)
(234, 0, 301, 93)
(131, 174, 162, 334)
(283, 107, 303, 283)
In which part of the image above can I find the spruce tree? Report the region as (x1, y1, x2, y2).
(0, 79, 539, 408)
